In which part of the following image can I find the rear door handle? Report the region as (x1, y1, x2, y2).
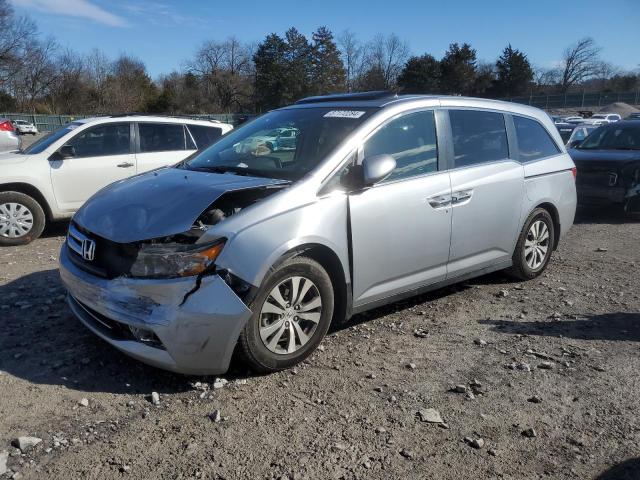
(428, 194, 451, 209)
(117, 162, 135, 168)
(451, 189, 473, 205)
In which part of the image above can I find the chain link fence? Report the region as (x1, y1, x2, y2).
(503, 91, 640, 110)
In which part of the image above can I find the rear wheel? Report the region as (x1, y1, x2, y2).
(508, 208, 555, 280)
(238, 256, 334, 373)
(0, 191, 46, 246)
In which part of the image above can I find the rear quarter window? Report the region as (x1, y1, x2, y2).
(513, 116, 560, 161)
(187, 125, 223, 149)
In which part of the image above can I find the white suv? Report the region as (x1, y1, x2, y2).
(582, 113, 621, 125)
(0, 115, 233, 245)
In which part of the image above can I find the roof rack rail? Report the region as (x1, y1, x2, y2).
(295, 91, 397, 105)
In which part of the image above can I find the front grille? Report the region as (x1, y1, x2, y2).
(67, 223, 138, 279)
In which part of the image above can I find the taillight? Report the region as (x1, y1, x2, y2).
(571, 167, 577, 180)
(0, 121, 14, 132)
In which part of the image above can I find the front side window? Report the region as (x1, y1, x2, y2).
(513, 116, 560, 161)
(184, 107, 375, 181)
(449, 110, 509, 167)
(363, 110, 438, 182)
(139, 123, 190, 153)
(67, 123, 131, 158)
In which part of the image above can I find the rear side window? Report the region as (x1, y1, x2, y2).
(363, 110, 438, 182)
(513, 116, 560, 161)
(139, 123, 190, 152)
(449, 110, 509, 167)
(187, 125, 223, 149)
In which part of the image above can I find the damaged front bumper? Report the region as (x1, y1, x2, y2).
(59, 244, 252, 375)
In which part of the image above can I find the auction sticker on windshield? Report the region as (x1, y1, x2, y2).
(324, 110, 367, 119)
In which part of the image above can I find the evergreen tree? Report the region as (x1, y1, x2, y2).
(283, 27, 313, 103)
(253, 33, 288, 111)
(397, 54, 441, 93)
(311, 26, 346, 95)
(440, 43, 477, 95)
(494, 44, 533, 97)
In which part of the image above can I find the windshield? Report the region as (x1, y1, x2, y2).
(22, 122, 82, 154)
(578, 124, 640, 150)
(183, 107, 375, 180)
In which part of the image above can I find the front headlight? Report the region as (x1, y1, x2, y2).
(129, 240, 225, 279)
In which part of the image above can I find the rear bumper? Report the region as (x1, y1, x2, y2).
(59, 244, 252, 375)
(576, 185, 626, 205)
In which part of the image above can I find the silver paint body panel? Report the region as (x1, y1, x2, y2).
(63, 95, 577, 374)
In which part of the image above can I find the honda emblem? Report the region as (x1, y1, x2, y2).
(82, 239, 96, 261)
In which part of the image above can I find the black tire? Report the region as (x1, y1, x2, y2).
(0, 191, 46, 246)
(508, 208, 555, 281)
(238, 256, 334, 373)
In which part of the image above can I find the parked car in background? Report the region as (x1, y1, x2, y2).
(582, 113, 622, 125)
(625, 112, 640, 120)
(566, 124, 599, 148)
(0, 118, 21, 153)
(12, 119, 38, 135)
(569, 120, 640, 215)
(562, 116, 585, 125)
(556, 122, 577, 143)
(58, 92, 577, 375)
(0, 115, 232, 245)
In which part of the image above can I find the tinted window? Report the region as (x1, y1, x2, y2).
(364, 110, 438, 182)
(578, 124, 640, 151)
(187, 125, 223, 149)
(67, 123, 130, 158)
(514, 116, 560, 161)
(450, 110, 508, 167)
(139, 123, 189, 152)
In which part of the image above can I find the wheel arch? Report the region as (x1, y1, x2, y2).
(270, 243, 350, 326)
(0, 182, 52, 220)
(534, 201, 561, 250)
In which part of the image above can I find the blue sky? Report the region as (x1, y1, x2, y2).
(11, 0, 640, 79)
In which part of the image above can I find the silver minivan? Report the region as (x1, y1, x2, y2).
(59, 92, 577, 375)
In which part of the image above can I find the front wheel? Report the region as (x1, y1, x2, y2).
(0, 191, 46, 246)
(238, 256, 334, 373)
(508, 208, 555, 280)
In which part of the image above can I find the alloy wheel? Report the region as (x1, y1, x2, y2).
(0, 202, 34, 238)
(524, 220, 550, 270)
(259, 276, 322, 355)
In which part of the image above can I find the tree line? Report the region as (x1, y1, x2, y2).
(0, 0, 637, 115)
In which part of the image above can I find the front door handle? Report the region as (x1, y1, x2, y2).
(117, 162, 135, 168)
(428, 194, 451, 209)
(451, 189, 473, 205)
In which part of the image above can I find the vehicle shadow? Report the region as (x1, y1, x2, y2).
(42, 220, 69, 239)
(594, 457, 640, 480)
(479, 312, 640, 342)
(0, 269, 210, 394)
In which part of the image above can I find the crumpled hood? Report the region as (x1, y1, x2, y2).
(569, 148, 640, 164)
(73, 167, 288, 243)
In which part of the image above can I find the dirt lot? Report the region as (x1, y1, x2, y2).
(2, 134, 640, 479)
(0, 208, 639, 480)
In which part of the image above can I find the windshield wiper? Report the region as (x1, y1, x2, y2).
(189, 165, 269, 177)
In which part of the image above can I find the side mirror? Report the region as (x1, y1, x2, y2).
(56, 145, 76, 160)
(362, 154, 396, 186)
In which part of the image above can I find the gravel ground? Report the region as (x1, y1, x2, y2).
(1, 210, 639, 480)
(2, 134, 640, 479)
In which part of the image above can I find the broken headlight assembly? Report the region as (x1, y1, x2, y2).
(129, 240, 225, 279)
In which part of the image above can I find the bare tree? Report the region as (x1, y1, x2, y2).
(559, 37, 601, 93)
(337, 30, 364, 91)
(9, 37, 58, 111)
(363, 33, 410, 89)
(0, 0, 37, 87)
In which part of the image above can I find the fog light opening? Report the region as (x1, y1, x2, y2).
(129, 326, 163, 347)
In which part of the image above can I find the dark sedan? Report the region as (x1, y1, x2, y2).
(569, 120, 640, 214)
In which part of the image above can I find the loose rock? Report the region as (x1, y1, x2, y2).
(78, 398, 89, 407)
(12, 436, 42, 452)
(464, 437, 485, 449)
(150, 392, 160, 405)
(522, 428, 537, 438)
(417, 408, 444, 424)
(0, 450, 7, 475)
(209, 409, 222, 423)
